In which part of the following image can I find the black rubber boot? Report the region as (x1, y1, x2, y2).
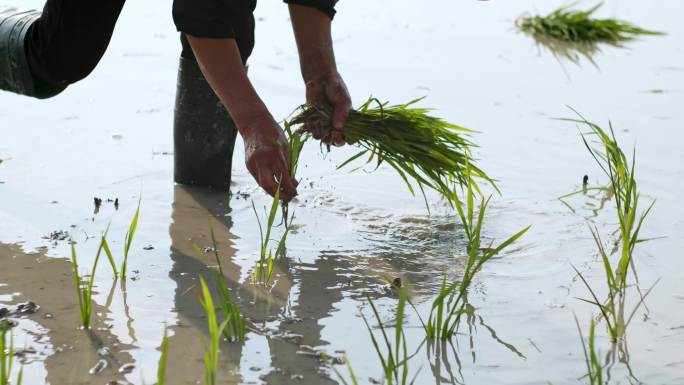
(173, 57, 238, 191)
(0, 7, 65, 98)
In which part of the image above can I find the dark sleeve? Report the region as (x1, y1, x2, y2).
(284, 0, 338, 19)
(173, 0, 236, 38)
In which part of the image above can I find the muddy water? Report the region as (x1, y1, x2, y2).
(1, 0, 683, 384)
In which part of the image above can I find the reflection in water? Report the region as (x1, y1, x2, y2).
(166, 185, 340, 384)
(0, 186, 533, 384)
(0, 243, 136, 384)
(529, 35, 601, 69)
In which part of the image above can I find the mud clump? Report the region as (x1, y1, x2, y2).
(42, 230, 70, 243)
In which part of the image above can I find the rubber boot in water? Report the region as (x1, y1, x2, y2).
(0, 7, 65, 98)
(173, 57, 238, 191)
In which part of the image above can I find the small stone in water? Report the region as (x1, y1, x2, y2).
(118, 363, 135, 374)
(16, 301, 39, 315)
(97, 347, 111, 357)
(89, 359, 108, 375)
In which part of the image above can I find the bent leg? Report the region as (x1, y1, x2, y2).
(25, 0, 125, 86)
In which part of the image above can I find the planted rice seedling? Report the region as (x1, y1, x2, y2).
(120, 200, 141, 280)
(197, 276, 230, 385)
(157, 327, 168, 385)
(251, 185, 292, 285)
(192, 221, 247, 342)
(282, 120, 308, 226)
(362, 288, 419, 385)
(517, 4, 663, 47)
(565, 112, 655, 342)
(1, 324, 22, 385)
(320, 353, 359, 385)
(290, 97, 495, 209)
(71, 235, 109, 329)
(422, 171, 529, 340)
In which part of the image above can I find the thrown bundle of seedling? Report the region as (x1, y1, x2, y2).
(289, 97, 494, 208)
(517, 4, 663, 47)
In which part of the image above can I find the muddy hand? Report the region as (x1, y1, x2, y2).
(243, 118, 298, 202)
(305, 71, 352, 147)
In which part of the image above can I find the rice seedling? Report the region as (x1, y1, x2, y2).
(1, 324, 22, 385)
(421, 171, 529, 340)
(574, 315, 604, 385)
(517, 4, 663, 47)
(120, 200, 141, 280)
(282, 120, 308, 226)
(564, 112, 655, 342)
(71, 235, 107, 329)
(320, 353, 359, 385)
(197, 276, 230, 385)
(156, 327, 168, 385)
(289, 97, 495, 209)
(192, 221, 246, 342)
(251, 185, 292, 285)
(361, 288, 420, 385)
(214, 273, 246, 342)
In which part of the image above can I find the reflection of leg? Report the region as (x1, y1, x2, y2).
(264, 255, 343, 385)
(1, 0, 125, 98)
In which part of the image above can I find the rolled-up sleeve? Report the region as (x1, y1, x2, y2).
(173, 0, 237, 38)
(284, 0, 338, 19)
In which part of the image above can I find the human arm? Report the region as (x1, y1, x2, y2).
(185, 36, 298, 201)
(288, 4, 351, 146)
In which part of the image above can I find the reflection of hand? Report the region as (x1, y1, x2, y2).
(305, 70, 352, 147)
(242, 116, 298, 202)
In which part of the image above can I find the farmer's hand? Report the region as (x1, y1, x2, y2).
(289, 4, 351, 147)
(242, 116, 298, 202)
(305, 71, 352, 147)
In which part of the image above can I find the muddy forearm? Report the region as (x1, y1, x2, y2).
(288, 4, 338, 82)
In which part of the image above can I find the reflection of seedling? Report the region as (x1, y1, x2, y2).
(575, 315, 604, 385)
(565, 112, 656, 342)
(1, 323, 23, 385)
(252, 185, 292, 285)
(290, 97, 495, 210)
(421, 171, 529, 340)
(197, 276, 230, 385)
(320, 352, 359, 385)
(156, 327, 168, 385)
(71, 234, 110, 329)
(362, 288, 420, 385)
(192, 221, 246, 342)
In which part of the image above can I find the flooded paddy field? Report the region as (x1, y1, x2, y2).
(1, 0, 683, 384)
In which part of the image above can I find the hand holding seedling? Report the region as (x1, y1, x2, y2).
(242, 116, 298, 202)
(290, 4, 352, 147)
(304, 71, 351, 147)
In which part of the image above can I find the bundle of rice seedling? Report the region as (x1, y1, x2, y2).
(516, 4, 663, 47)
(289, 97, 494, 208)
